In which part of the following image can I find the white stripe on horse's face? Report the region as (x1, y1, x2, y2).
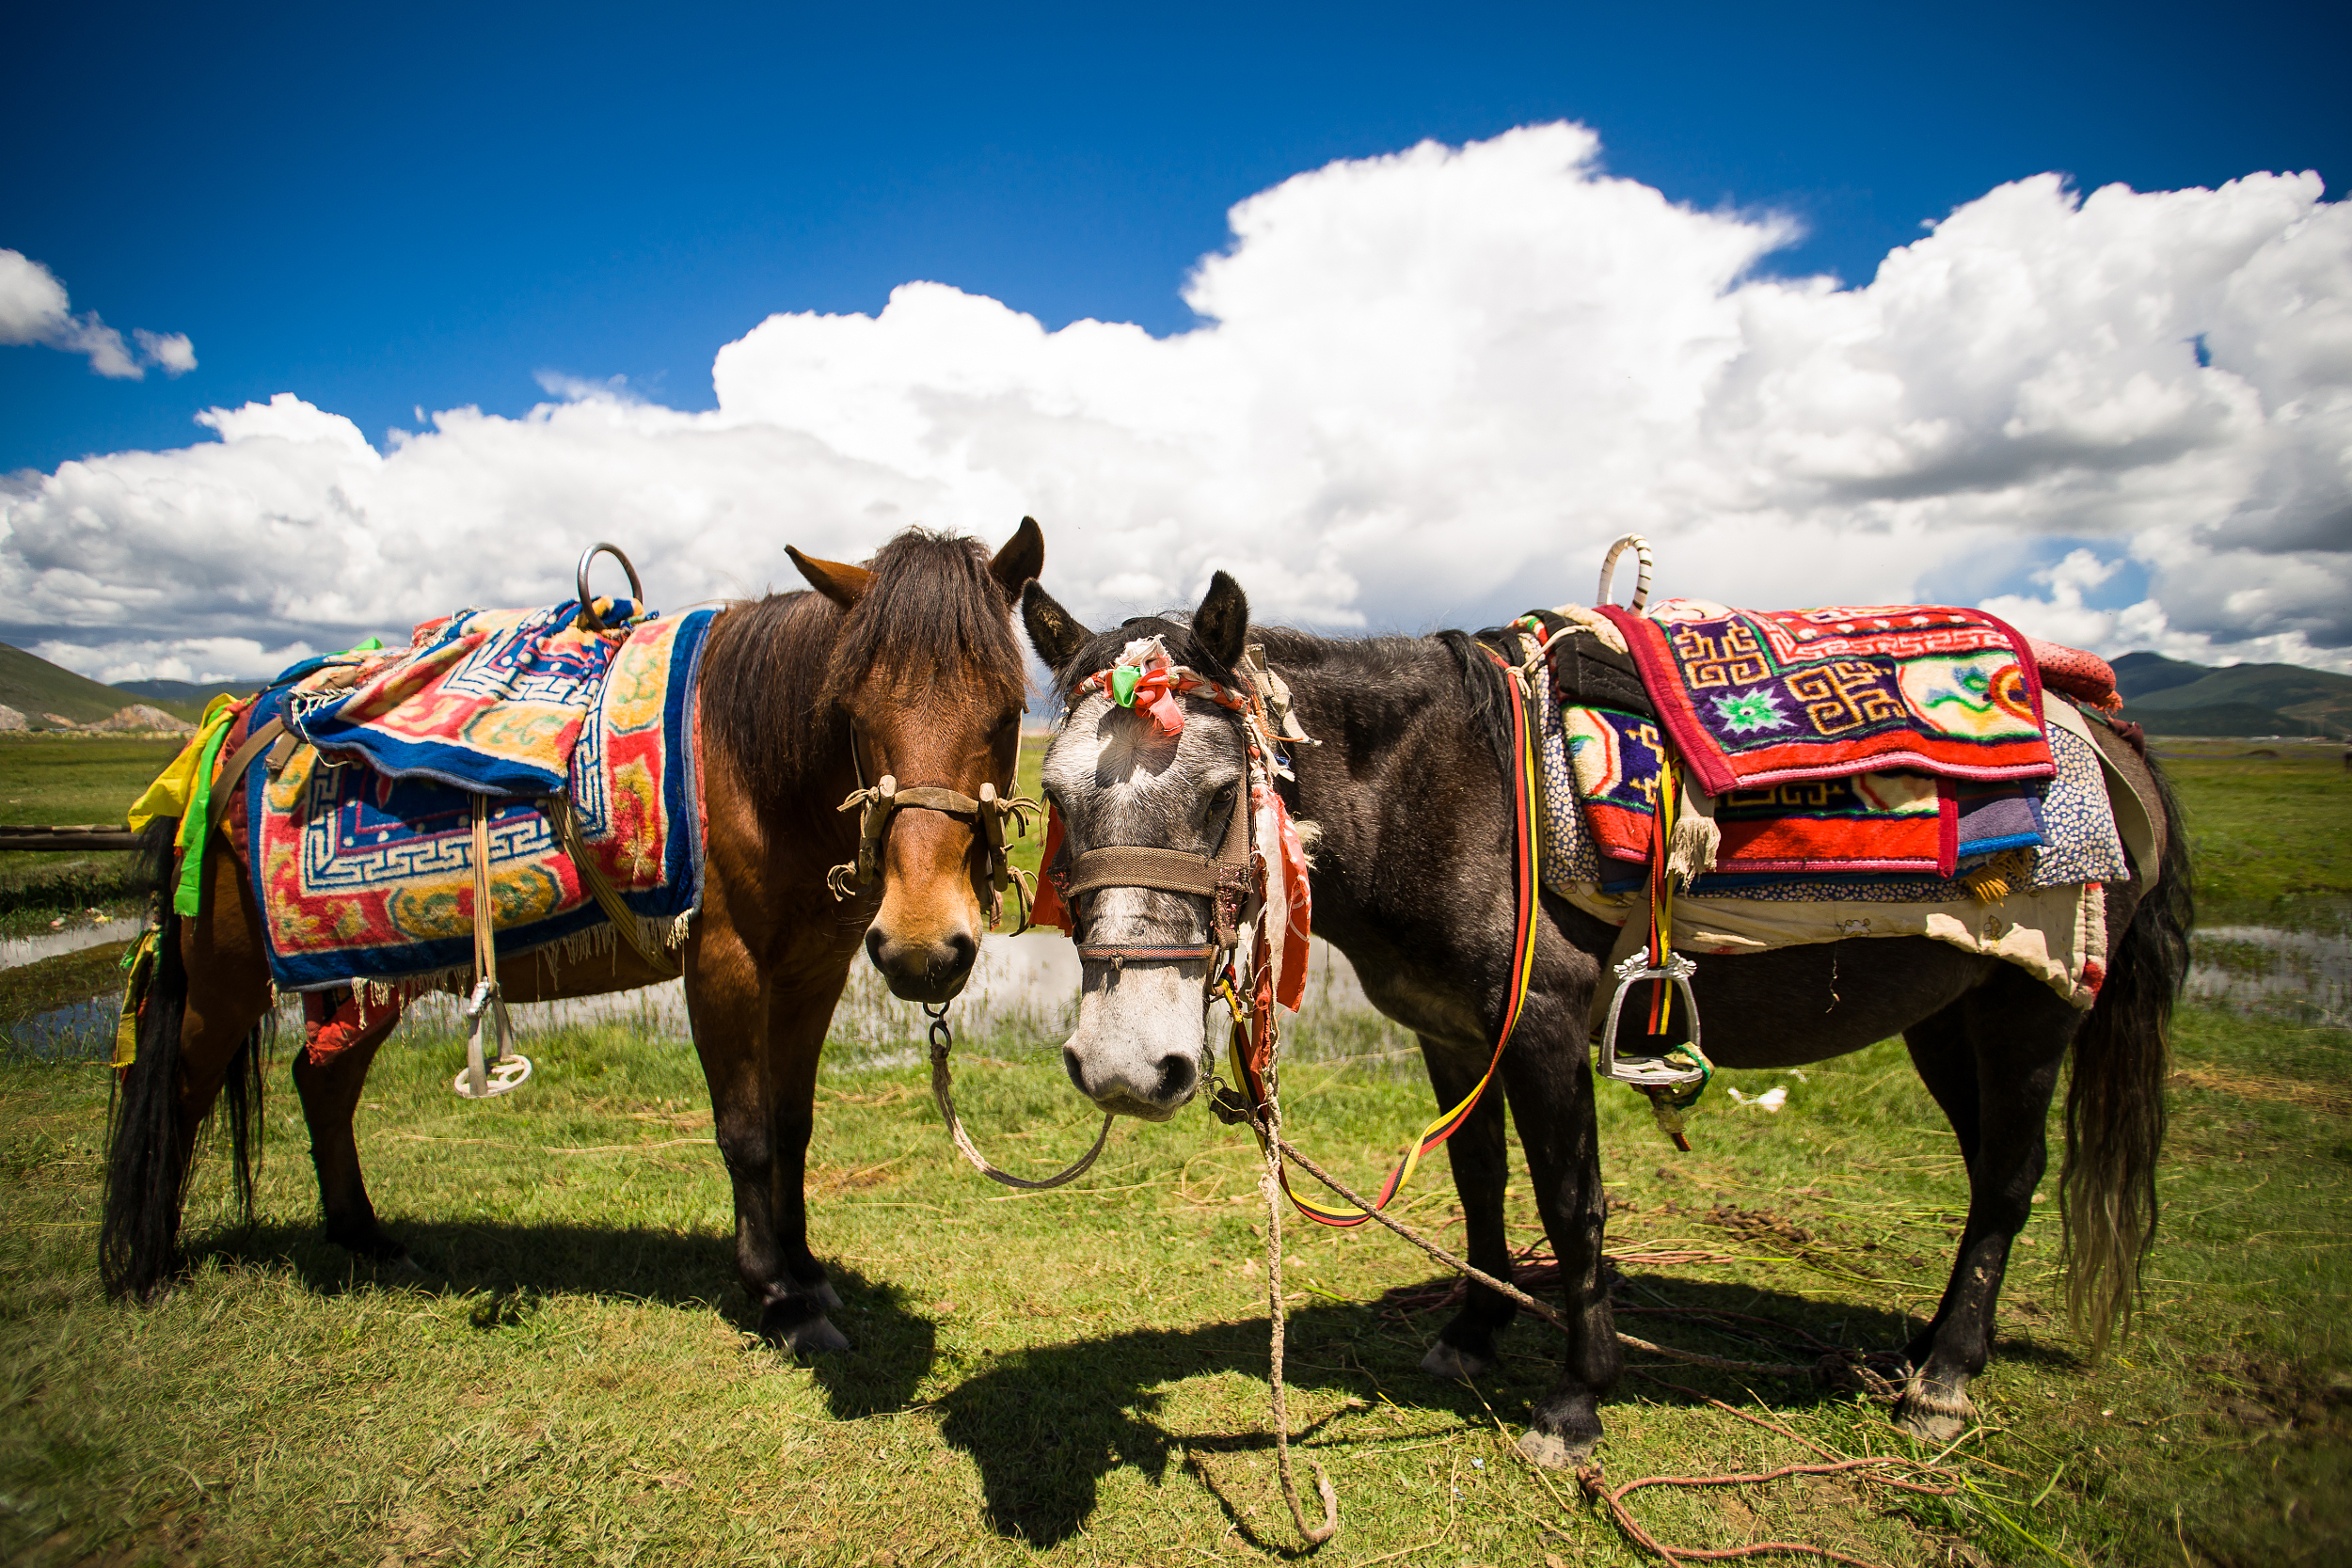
(1044, 690, 1248, 1119)
(1089, 703, 1179, 786)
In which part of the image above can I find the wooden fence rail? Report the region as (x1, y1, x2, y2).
(0, 825, 141, 852)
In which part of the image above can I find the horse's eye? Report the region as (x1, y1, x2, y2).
(1208, 783, 1237, 817)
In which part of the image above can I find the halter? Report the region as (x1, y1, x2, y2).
(1038, 637, 1312, 1008)
(825, 726, 1041, 930)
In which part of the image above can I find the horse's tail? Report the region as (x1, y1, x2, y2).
(100, 819, 266, 1300)
(2059, 749, 2193, 1358)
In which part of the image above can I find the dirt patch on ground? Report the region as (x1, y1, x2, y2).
(804, 1155, 908, 1197)
(2196, 1351, 2352, 1437)
(2170, 1064, 2352, 1118)
(1699, 1203, 1891, 1279)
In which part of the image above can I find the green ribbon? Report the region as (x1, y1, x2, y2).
(173, 703, 239, 917)
(1109, 666, 1140, 707)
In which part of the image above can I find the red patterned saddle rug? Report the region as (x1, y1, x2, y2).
(1597, 599, 2056, 794)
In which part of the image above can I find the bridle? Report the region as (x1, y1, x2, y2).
(1056, 759, 1252, 966)
(1041, 637, 1314, 1044)
(826, 725, 1041, 929)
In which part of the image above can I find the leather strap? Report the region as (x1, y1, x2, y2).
(548, 793, 683, 980)
(205, 718, 288, 841)
(1059, 760, 1253, 949)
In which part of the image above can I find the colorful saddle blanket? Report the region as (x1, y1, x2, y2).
(246, 604, 716, 991)
(1558, 705, 2046, 879)
(1541, 693, 2125, 896)
(1597, 599, 2054, 795)
(301, 598, 652, 796)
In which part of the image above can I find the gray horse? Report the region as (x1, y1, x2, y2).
(1020, 571, 2189, 1466)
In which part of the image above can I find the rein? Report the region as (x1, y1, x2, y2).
(1217, 632, 1543, 1230)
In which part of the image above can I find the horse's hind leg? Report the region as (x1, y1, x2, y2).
(291, 989, 409, 1263)
(102, 840, 275, 1298)
(1898, 967, 2074, 1440)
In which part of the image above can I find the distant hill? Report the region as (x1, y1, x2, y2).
(112, 678, 262, 709)
(0, 644, 206, 728)
(2109, 650, 2213, 702)
(2116, 657, 2352, 738)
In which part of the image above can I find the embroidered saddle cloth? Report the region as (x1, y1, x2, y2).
(246, 603, 716, 992)
(1597, 599, 2056, 794)
(1532, 608, 2143, 1007)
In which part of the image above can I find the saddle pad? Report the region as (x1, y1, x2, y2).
(1557, 705, 2044, 879)
(248, 608, 715, 991)
(1597, 599, 2053, 794)
(299, 596, 649, 797)
(1564, 877, 2113, 1008)
(1540, 681, 2127, 901)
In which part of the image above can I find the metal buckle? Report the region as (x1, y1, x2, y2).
(1595, 950, 1705, 1089)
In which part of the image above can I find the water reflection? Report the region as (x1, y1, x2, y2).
(2187, 907, 2350, 1026)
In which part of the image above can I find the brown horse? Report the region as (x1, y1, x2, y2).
(101, 522, 1042, 1354)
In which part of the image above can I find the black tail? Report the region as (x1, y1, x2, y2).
(99, 820, 266, 1300)
(2060, 750, 2193, 1356)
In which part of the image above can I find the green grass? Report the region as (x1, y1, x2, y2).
(2153, 741, 2352, 915)
(0, 735, 182, 934)
(0, 994, 2344, 1567)
(0, 726, 2344, 1563)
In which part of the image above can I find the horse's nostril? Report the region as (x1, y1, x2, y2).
(864, 927, 886, 965)
(943, 931, 977, 973)
(1154, 1053, 1196, 1102)
(1062, 1047, 1088, 1094)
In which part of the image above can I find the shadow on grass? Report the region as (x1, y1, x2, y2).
(924, 1266, 2049, 1548)
(194, 1220, 941, 1418)
(181, 1219, 2079, 1549)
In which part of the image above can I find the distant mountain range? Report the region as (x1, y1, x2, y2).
(2113, 651, 2352, 738)
(110, 678, 262, 710)
(0, 644, 209, 728)
(3, 640, 2346, 741)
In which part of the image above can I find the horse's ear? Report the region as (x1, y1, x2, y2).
(787, 546, 872, 610)
(990, 516, 1045, 601)
(1193, 571, 1249, 671)
(1022, 581, 1092, 670)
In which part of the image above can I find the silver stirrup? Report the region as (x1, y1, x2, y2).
(453, 977, 532, 1099)
(1596, 950, 1705, 1088)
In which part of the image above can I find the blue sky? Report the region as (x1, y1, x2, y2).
(6, 0, 2341, 476)
(5, 1, 2348, 680)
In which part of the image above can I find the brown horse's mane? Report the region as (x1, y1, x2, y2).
(700, 528, 1025, 804)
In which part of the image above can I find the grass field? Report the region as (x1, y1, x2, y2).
(0, 734, 2345, 1565)
(0, 735, 181, 937)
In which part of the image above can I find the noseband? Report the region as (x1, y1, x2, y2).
(1057, 768, 1252, 964)
(827, 739, 1041, 927)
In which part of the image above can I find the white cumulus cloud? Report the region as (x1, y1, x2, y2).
(2, 123, 2345, 681)
(0, 247, 197, 379)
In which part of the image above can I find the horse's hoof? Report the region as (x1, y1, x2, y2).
(1421, 1339, 1494, 1381)
(1896, 1376, 1972, 1444)
(787, 1315, 851, 1356)
(1516, 1429, 1594, 1470)
(1896, 1402, 1967, 1444)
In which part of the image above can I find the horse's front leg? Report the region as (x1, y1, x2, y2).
(1420, 1037, 1517, 1381)
(1502, 1007, 1622, 1468)
(688, 934, 854, 1354)
(1898, 968, 2072, 1441)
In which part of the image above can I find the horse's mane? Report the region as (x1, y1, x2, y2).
(703, 529, 1025, 804)
(1050, 614, 1519, 800)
